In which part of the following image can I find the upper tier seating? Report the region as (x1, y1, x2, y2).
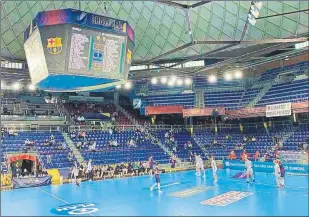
(204, 90, 243, 109)
(257, 79, 309, 106)
(145, 93, 194, 108)
(65, 103, 132, 125)
(259, 61, 308, 82)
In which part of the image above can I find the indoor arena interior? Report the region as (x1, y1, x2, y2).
(0, 1, 308, 216)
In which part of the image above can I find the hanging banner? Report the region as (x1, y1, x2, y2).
(266, 102, 292, 117)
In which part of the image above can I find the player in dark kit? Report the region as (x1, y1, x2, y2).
(150, 163, 162, 193)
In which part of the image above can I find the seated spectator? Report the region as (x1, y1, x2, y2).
(89, 141, 96, 152)
(50, 134, 54, 141)
(253, 151, 260, 161)
(259, 155, 266, 162)
(8, 128, 18, 137)
(76, 141, 82, 149)
(25, 139, 34, 146)
(120, 162, 128, 176)
(62, 142, 67, 150)
(128, 139, 137, 148)
(47, 155, 52, 164)
(109, 140, 118, 147)
(70, 131, 76, 139)
(228, 150, 237, 160)
(108, 128, 113, 135)
(81, 131, 87, 140)
(187, 141, 193, 149)
(252, 136, 256, 142)
(57, 142, 63, 150)
(68, 152, 74, 161)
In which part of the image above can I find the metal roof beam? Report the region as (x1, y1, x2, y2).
(195, 38, 308, 45)
(188, 1, 211, 9)
(257, 9, 309, 20)
(156, 1, 188, 9)
(193, 42, 298, 74)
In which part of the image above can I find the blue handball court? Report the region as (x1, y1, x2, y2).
(1, 168, 308, 216)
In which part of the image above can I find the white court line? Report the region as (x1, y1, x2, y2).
(36, 187, 96, 217)
(218, 177, 309, 190)
(153, 182, 180, 189)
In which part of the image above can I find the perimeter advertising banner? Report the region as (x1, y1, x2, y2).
(13, 176, 52, 189)
(223, 160, 308, 174)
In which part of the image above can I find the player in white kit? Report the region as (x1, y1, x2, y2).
(210, 155, 217, 183)
(273, 159, 281, 188)
(195, 155, 206, 178)
(244, 155, 255, 183)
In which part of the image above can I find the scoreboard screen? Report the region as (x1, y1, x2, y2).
(68, 26, 126, 79)
(24, 9, 134, 91)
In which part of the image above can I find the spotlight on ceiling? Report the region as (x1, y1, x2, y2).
(124, 81, 132, 89)
(168, 79, 175, 86)
(161, 77, 167, 84)
(176, 79, 183, 86)
(170, 75, 177, 82)
(115, 84, 121, 89)
(13, 82, 20, 90)
(224, 73, 233, 81)
(234, 70, 243, 79)
(184, 78, 192, 85)
(208, 75, 217, 83)
(151, 77, 158, 84)
(28, 84, 36, 91)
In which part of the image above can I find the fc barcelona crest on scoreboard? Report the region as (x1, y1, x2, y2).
(47, 37, 62, 55)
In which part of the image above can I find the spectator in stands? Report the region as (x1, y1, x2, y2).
(89, 141, 96, 152)
(132, 162, 139, 175)
(1, 128, 5, 139)
(189, 151, 194, 162)
(8, 128, 15, 137)
(100, 165, 108, 178)
(128, 138, 137, 148)
(70, 131, 76, 139)
(253, 151, 260, 161)
(25, 139, 35, 146)
(127, 163, 134, 176)
(76, 141, 82, 150)
(47, 155, 52, 164)
(108, 128, 113, 135)
(228, 150, 237, 160)
(57, 142, 64, 150)
(252, 136, 256, 142)
(120, 162, 128, 176)
(259, 154, 266, 162)
(111, 140, 118, 147)
(68, 152, 74, 161)
(81, 131, 87, 140)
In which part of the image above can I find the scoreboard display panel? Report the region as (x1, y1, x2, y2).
(24, 9, 135, 92)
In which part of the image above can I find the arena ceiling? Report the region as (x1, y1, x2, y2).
(1, 1, 308, 62)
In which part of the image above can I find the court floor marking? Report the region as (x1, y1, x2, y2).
(152, 182, 180, 190)
(200, 191, 254, 207)
(181, 171, 308, 197)
(36, 187, 96, 217)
